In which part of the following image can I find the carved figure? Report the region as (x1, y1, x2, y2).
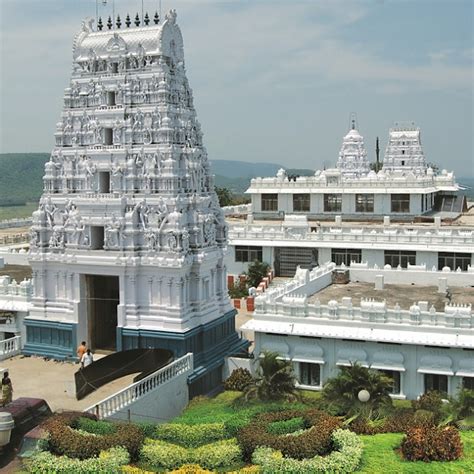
(133, 200, 150, 229)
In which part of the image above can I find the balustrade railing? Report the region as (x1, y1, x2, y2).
(84, 353, 193, 419)
(0, 335, 22, 361)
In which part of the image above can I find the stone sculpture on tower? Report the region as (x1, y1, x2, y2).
(26, 10, 247, 395)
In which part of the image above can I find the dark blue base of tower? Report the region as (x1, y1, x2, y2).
(117, 309, 250, 397)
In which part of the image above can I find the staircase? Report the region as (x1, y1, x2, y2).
(84, 353, 193, 421)
(0, 336, 21, 361)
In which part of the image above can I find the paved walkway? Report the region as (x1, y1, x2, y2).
(2, 355, 138, 413)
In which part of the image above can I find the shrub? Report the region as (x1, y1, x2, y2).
(252, 429, 362, 473)
(122, 467, 155, 474)
(401, 425, 463, 462)
(267, 416, 305, 435)
(139, 438, 242, 471)
(168, 465, 214, 474)
(224, 368, 254, 392)
(154, 422, 227, 447)
(76, 417, 116, 435)
(246, 260, 270, 288)
(224, 417, 250, 437)
(237, 409, 341, 461)
(26, 446, 129, 473)
(411, 390, 443, 414)
(136, 422, 157, 438)
(42, 412, 145, 461)
(453, 389, 474, 419)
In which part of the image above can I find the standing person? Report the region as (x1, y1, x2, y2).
(1, 371, 13, 406)
(76, 341, 87, 361)
(81, 348, 94, 369)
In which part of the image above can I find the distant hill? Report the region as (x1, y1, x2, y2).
(0, 153, 48, 206)
(0, 153, 470, 203)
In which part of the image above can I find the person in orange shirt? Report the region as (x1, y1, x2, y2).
(76, 341, 87, 361)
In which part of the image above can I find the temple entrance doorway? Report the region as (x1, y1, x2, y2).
(86, 275, 119, 351)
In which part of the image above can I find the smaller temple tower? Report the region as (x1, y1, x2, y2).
(336, 120, 370, 178)
(382, 122, 427, 175)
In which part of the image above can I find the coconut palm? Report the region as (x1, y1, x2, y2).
(244, 351, 297, 401)
(322, 363, 393, 418)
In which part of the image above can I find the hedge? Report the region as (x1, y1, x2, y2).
(139, 438, 242, 470)
(401, 425, 463, 461)
(42, 412, 145, 461)
(153, 422, 227, 447)
(252, 429, 362, 473)
(25, 446, 129, 473)
(237, 409, 341, 460)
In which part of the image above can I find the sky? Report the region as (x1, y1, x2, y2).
(0, 0, 473, 177)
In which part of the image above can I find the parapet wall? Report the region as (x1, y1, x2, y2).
(349, 262, 474, 287)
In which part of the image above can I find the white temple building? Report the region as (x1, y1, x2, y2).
(23, 10, 247, 395)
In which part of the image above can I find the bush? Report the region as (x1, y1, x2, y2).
(122, 467, 155, 474)
(139, 438, 242, 471)
(26, 446, 129, 473)
(76, 417, 117, 435)
(252, 429, 362, 473)
(412, 390, 444, 414)
(153, 422, 227, 447)
(136, 422, 157, 438)
(246, 261, 270, 288)
(237, 409, 341, 461)
(168, 465, 214, 474)
(401, 425, 463, 462)
(267, 416, 305, 435)
(42, 412, 145, 461)
(224, 417, 250, 437)
(224, 368, 254, 392)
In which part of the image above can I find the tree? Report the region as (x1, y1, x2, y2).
(246, 260, 270, 288)
(322, 363, 393, 418)
(215, 186, 233, 207)
(243, 351, 297, 401)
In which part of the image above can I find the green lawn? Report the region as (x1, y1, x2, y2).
(356, 431, 474, 473)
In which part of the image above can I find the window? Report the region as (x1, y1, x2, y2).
(90, 226, 105, 250)
(424, 373, 448, 395)
(401, 150, 405, 155)
(98, 172, 110, 193)
(331, 248, 362, 266)
(235, 246, 263, 263)
(379, 370, 401, 394)
(463, 377, 474, 390)
(438, 252, 471, 271)
(384, 250, 416, 268)
(391, 194, 410, 213)
(355, 194, 374, 213)
(112, 63, 118, 73)
(104, 128, 113, 145)
(293, 194, 310, 212)
(298, 362, 321, 387)
(107, 91, 116, 106)
(261, 194, 278, 212)
(324, 194, 342, 212)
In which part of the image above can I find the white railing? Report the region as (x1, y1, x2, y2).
(228, 224, 474, 249)
(84, 353, 194, 420)
(0, 336, 21, 361)
(222, 204, 252, 216)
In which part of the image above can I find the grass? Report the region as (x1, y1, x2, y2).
(356, 431, 474, 473)
(0, 203, 37, 220)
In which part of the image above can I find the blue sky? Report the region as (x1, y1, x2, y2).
(0, 0, 472, 176)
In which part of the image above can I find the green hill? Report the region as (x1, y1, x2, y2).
(0, 153, 49, 206)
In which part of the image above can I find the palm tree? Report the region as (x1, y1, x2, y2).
(322, 363, 393, 418)
(244, 351, 297, 401)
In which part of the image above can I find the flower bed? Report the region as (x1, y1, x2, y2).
(139, 438, 242, 471)
(237, 409, 341, 460)
(252, 429, 362, 474)
(25, 446, 129, 473)
(153, 422, 227, 447)
(42, 412, 145, 461)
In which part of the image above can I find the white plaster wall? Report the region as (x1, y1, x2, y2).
(361, 249, 384, 267)
(224, 356, 256, 378)
(255, 332, 471, 399)
(0, 253, 29, 266)
(107, 369, 190, 424)
(319, 248, 332, 264)
(417, 251, 438, 268)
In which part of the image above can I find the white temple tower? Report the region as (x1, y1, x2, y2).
(336, 121, 370, 178)
(26, 10, 247, 394)
(382, 123, 427, 175)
